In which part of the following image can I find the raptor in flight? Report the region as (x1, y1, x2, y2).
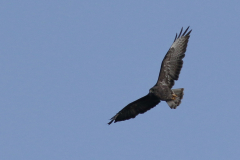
(108, 27, 192, 125)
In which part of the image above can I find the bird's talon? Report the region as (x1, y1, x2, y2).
(172, 93, 177, 100)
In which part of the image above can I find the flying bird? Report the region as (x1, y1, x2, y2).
(108, 27, 192, 125)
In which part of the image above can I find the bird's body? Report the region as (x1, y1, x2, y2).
(150, 82, 172, 100)
(108, 27, 192, 125)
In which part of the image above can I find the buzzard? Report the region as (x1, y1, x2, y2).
(108, 27, 192, 125)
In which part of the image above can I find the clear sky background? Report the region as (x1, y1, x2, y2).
(1, 1, 240, 160)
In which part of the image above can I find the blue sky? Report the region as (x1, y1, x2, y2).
(1, 1, 240, 160)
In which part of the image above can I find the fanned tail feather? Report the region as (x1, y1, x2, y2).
(167, 88, 184, 109)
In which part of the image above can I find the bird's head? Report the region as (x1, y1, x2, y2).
(149, 86, 156, 94)
(149, 88, 153, 93)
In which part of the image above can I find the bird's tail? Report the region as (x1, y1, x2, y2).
(166, 88, 184, 109)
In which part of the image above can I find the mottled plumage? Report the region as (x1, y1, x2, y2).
(108, 27, 192, 125)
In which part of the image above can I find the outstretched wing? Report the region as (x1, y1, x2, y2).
(108, 94, 160, 125)
(157, 27, 192, 88)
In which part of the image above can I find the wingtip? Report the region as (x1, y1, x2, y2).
(177, 27, 183, 38)
(108, 120, 114, 125)
(182, 26, 190, 36)
(174, 26, 192, 41)
(174, 33, 177, 42)
(107, 114, 119, 125)
(186, 29, 192, 36)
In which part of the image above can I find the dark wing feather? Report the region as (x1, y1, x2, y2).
(157, 27, 192, 88)
(108, 94, 160, 125)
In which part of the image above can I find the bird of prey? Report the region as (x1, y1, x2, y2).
(108, 27, 192, 125)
